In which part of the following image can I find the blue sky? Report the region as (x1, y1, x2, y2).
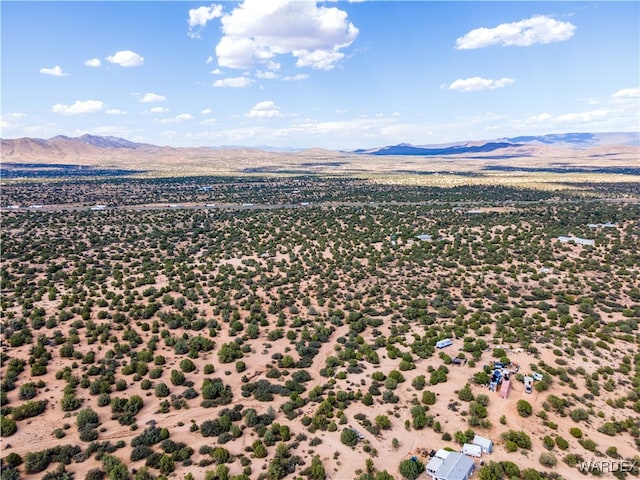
(2, 1, 638, 149)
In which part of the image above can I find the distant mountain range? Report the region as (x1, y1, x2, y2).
(1, 132, 638, 169)
(352, 132, 640, 156)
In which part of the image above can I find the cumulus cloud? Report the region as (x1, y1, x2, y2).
(84, 58, 102, 68)
(246, 100, 283, 118)
(40, 65, 69, 77)
(156, 113, 195, 124)
(256, 70, 279, 79)
(526, 109, 610, 125)
(611, 87, 640, 99)
(283, 73, 309, 81)
(188, 4, 224, 38)
(213, 76, 254, 88)
(52, 100, 104, 115)
(106, 50, 144, 67)
(455, 15, 575, 49)
(150, 106, 170, 113)
(106, 108, 126, 115)
(138, 93, 166, 103)
(447, 77, 515, 92)
(213, 0, 358, 71)
(555, 109, 609, 123)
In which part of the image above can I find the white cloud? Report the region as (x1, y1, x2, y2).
(294, 48, 346, 70)
(106, 109, 126, 115)
(283, 73, 309, 81)
(201, 108, 212, 115)
(188, 4, 224, 38)
(214, 0, 358, 71)
(156, 113, 195, 124)
(611, 87, 640, 99)
(52, 100, 104, 115)
(246, 100, 283, 118)
(555, 109, 609, 123)
(206, 56, 214, 64)
(526, 109, 610, 125)
(40, 65, 69, 77)
(106, 50, 144, 67)
(210, 68, 223, 75)
(528, 113, 552, 122)
(138, 93, 166, 103)
(213, 76, 254, 88)
(447, 77, 515, 92)
(150, 106, 170, 113)
(84, 58, 102, 68)
(256, 70, 279, 79)
(455, 15, 575, 50)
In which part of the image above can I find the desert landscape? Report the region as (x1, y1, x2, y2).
(1, 134, 639, 480)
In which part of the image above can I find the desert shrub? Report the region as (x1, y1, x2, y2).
(422, 390, 436, 405)
(0, 415, 17, 436)
(579, 438, 597, 451)
(131, 426, 169, 447)
(399, 458, 424, 480)
(569, 427, 582, 438)
(502, 430, 531, 449)
(570, 408, 589, 422)
(11, 399, 47, 421)
(201, 378, 233, 406)
(375, 415, 391, 430)
(218, 342, 243, 363)
(180, 358, 196, 372)
(76, 408, 100, 430)
(79, 428, 99, 442)
(3, 452, 23, 468)
(252, 440, 268, 458)
(19, 382, 37, 400)
(155, 382, 169, 397)
(130, 445, 153, 461)
(539, 452, 557, 467)
(340, 428, 358, 446)
(85, 468, 105, 480)
(555, 436, 569, 450)
(517, 400, 532, 417)
(458, 384, 474, 402)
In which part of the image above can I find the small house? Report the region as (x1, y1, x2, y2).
(462, 443, 482, 458)
(557, 236, 595, 246)
(436, 338, 453, 349)
(427, 452, 475, 480)
(472, 435, 493, 454)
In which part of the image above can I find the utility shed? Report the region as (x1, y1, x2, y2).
(473, 435, 493, 454)
(462, 443, 482, 457)
(430, 453, 475, 480)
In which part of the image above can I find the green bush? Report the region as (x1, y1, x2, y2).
(569, 427, 582, 438)
(399, 458, 424, 480)
(340, 428, 358, 447)
(517, 400, 532, 417)
(0, 415, 17, 436)
(555, 436, 569, 450)
(539, 452, 557, 467)
(422, 390, 436, 405)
